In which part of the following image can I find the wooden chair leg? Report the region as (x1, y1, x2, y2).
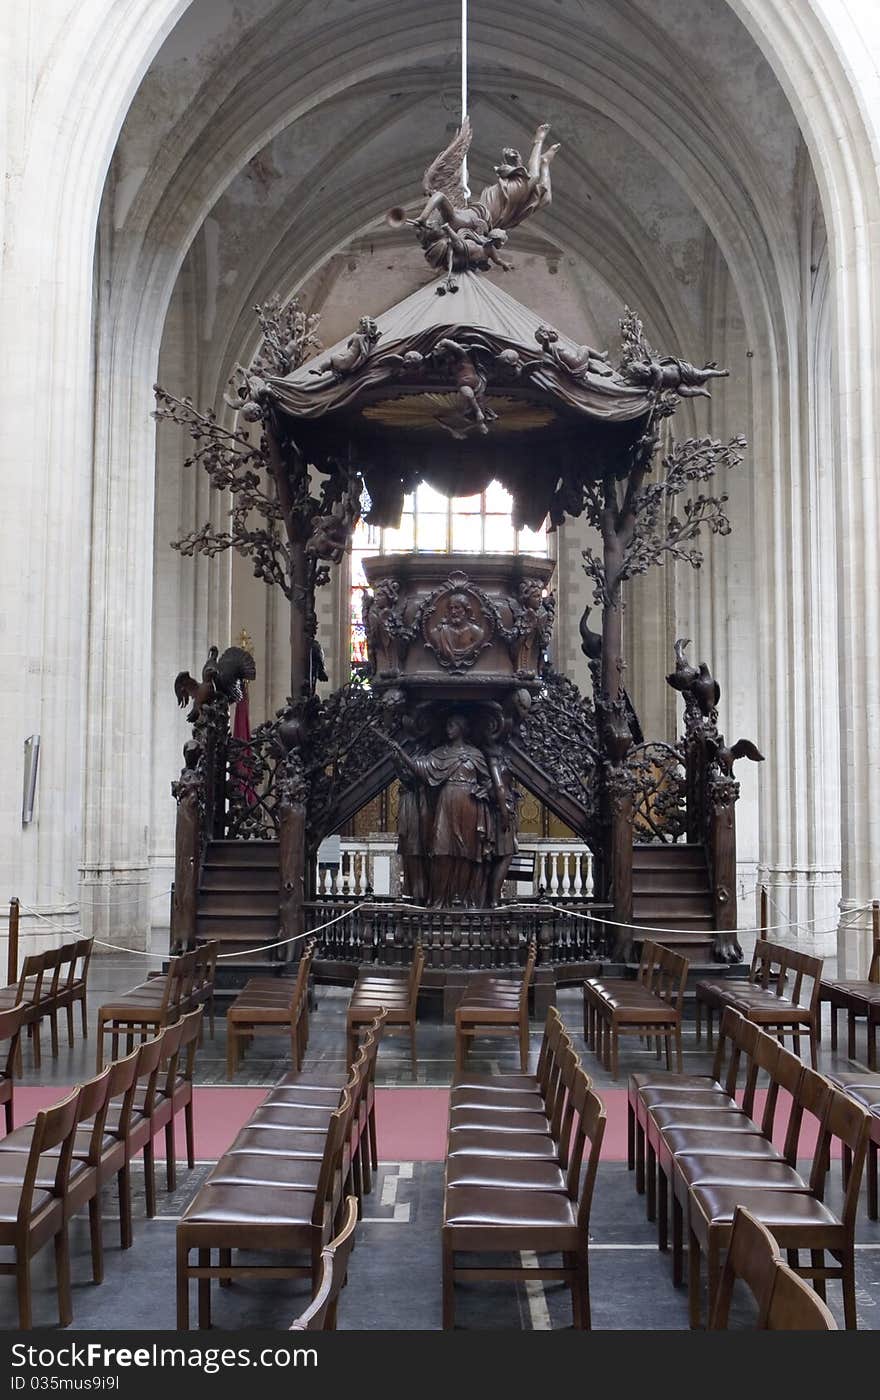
(185, 1100, 195, 1169)
(672, 1195, 684, 1287)
(830, 1005, 838, 1050)
(848, 1011, 857, 1060)
(16, 1255, 32, 1330)
(842, 1251, 858, 1329)
(177, 1241, 190, 1329)
(50, 1009, 59, 1058)
(165, 1121, 177, 1191)
(54, 1225, 72, 1326)
(442, 1238, 455, 1330)
(646, 1141, 657, 1222)
(688, 1228, 702, 1329)
(635, 1119, 646, 1194)
(627, 1102, 635, 1171)
(868, 1141, 878, 1222)
(198, 1248, 212, 1328)
(144, 1141, 157, 1218)
(118, 1164, 133, 1249)
(410, 1019, 418, 1074)
(81, 993, 89, 1038)
(66, 1003, 75, 1048)
(218, 1248, 232, 1288)
(675, 1025, 683, 1073)
(368, 1103, 378, 1172)
(657, 1164, 668, 1252)
(88, 1194, 104, 1284)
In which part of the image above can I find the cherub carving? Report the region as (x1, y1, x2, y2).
(535, 324, 614, 379)
(619, 306, 728, 399)
(431, 338, 497, 437)
(305, 477, 363, 565)
(308, 316, 381, 379)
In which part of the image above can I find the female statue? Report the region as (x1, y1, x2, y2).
(386, 715, 493, 906)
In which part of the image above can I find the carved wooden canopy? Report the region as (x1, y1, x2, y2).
(265, 273, 656, 531)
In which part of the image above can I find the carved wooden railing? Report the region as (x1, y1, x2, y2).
(303, 899, 611, 969)
(627, 741, 687, 845)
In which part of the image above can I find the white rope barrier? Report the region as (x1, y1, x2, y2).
(14, 901, 368, 961)
(530, 901, 875, 941)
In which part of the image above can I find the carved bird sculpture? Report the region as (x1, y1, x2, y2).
(174, 645, 256, 722)
(665, 637, 699, 692)
(578, 606, 603, 662)
(711, 736, 765, 776)
(693, 662, 721, 717)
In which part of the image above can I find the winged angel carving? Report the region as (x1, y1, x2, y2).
(390, 118, 559, 293)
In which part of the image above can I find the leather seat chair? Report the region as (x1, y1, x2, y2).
(687, 1086, 871, 1328)
(177, 1088, 352, 1329)
(454, 941, 536, 1074)
(0, 1086, 81, 1327)
(0, 1003, 26, 1132)
(347, 944, 424, 1072)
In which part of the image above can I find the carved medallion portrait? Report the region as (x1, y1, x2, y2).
(421, 573, 495, 672)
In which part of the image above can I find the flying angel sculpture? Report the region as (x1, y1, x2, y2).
(387, 118, 559, 293)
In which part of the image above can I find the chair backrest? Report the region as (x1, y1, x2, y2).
(192, 940, 218, 996)
(17, 952, 46, 1007)
(731, 1018, 764, 1115)
(126, 1031, 167, 1124)
(289, 944, 314, 1008)
(763, 1041, 806, 1161)
(407, 943, 425, 1007)
(536, 1007, 564, 1096)
(103, 1044, 142, 1138)
(0, 1002, 27, 1079)
(709, 1205, 784, 1329)
(38, 946, 64, 999)
(69, 937, 94, 990)
(74, 1066, 114, 1165)
(176, 1007, 204, 1085)
(765, 1263, 838, 1330)
(312, 1089, 353, 1228)
(157, 1016, 188, 1096)
(654, 945, 689, 1011)
(290, 1195, 358, 1331)
(18, 1086, 82, 1224)
(548, 1038, 579, 1162)
(716, 1008, 746, 1093)
(518, 941, 537, 1009)
(574, 1081, 606, 1232)
(810, 1086, 871, 1231)
(710, 1206, 838, 1330)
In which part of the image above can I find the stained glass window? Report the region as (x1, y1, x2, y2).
(349, 481, 549, 669)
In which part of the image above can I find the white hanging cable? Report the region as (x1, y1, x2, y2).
(461, 0, 471, 199)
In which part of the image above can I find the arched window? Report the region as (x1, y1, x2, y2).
(350, 480, 549, 667)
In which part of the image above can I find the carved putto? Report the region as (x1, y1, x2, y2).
(619, 307, 728, 402)
(308, 316, 380, 379)
(389, 118, 559, 294)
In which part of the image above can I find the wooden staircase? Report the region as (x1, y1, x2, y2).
(196, 839, 285, 992)
(631, 843, 715, 962)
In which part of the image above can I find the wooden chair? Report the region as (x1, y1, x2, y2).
(226, 944, 314, 1077)
(0, 1003, 26, 1132)
(696, 941, 823, 1067)
(347, 943, 425, 1072)
(190, 941, 218, 1039)
(443, 1067, 605, 1329)
(820, 907, 879, 1053)
(687, 1083, 871, 1328)
(0, 1086, 81, 1327)
(454, 940, 536, 1074)
(96, 952, 193, 1068)
(709, 1206, 838, 1330)
(57, 938, 93, 1047)
(290, 1194, 358, 1331)
(103, 1033, 167, 1244)
(177, 1088, 352, 1328)
(163, 1007, 203, 1190)
(0, 1065, 112, 1289)
(586, 942, 689, 1081)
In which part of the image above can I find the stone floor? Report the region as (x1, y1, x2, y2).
(2, 953, 878, 1330)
